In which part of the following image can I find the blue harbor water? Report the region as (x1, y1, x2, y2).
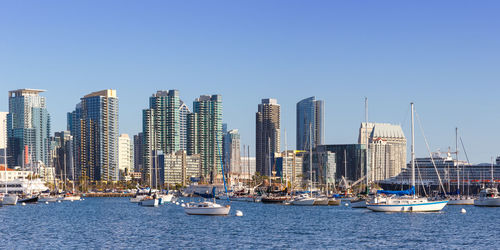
(1, 198, 498, 249)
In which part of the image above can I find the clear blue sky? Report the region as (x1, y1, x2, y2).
(1, 1, 499, 163)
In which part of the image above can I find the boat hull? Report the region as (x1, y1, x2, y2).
(184, 205, 231, 215)
(448, 198, 474, 205)
(328, 198, 341, 206)
(1, 195, 18, 205)
(39, 196, 59, 202)
(367, 200, 448, 212)
(292, 198, 315, 206)
(19, 196, 39, 203)
(351, 200, 367, 208)
(313, 198, 329, 206)
(139, 198, 159, 207)
(62, 196, 81, 201)
(262, 197, 288, 204)
(474, 198, 500, 207)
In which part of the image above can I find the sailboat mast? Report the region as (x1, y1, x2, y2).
(309, 123, 313, 196)
(455, 127, 460, 195)
(284, 129, 287, 186)
(3, 140, 7, 194)
(364, 97, 369, 194)
(411, 102, 416, 198)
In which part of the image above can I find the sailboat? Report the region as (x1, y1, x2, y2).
(351, 98, 369, 208)
(292, 124, 316, 206)
(448, 128, 474, 205)
(0, 147, 18, 206)
(140, 146, 160, 207)
(184, 136, 231, 215)
(367, 103, 448, 212)
(474, 159, 500, 207)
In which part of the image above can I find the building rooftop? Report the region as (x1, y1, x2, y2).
(84, 89, 117, 98)
(8, 89, 46, 97)
(371, 123, 405, 139)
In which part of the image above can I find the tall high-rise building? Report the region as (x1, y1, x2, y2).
(0, 112, 7, 165)
(226, 129, 241, 174)
(358, 122, 406, 181)
(133, 133, 144, 172)
(296, 96, 324, 151)
(256, 98, 280, 176)
(179, 101, 190, 151)
(119, 134, 133, 178)
(68, 89, 119, 182)
(142, 90, 181, 183)
(7, 89, 51, 168)
(187, 95, 223, 181)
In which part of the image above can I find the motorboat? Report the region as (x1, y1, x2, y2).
(474, 188, 500, 207)
(291, 194, 315, 206)
(184, 201, 231, 215)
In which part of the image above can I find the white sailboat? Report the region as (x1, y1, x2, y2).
(367, 103, 448, 212)
(0, 145, 18, 206)
(448, 128, 474, 205)
(184, 137, 231, 215)
(292, 124, 316, 206)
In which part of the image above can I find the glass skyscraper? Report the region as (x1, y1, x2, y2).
(296, 96, 324, 151)
(256, 98, 280, 176)
(187, 95, 222, 182)
(68, 89, 119, 182)
(142, 90, 180, 183)
(7, 89, 51, 168)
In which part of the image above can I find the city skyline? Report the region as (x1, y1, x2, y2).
(1, 1, 500, 163)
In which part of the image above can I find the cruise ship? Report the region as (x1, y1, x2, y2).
(379, 152, 500, 194)
(0, 178, 49, 194)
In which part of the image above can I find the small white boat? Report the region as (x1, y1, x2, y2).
(474, 188, 500, 207)
(0, 194, 18, 205)
(184, 201, 231, 215)
(291, 194, 315, 206)
(139, 197, 159, 207)
(447, 196, 475, 205)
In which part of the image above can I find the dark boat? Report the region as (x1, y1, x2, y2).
(19, 196, 39, 203)
(261, 195, 288, 204)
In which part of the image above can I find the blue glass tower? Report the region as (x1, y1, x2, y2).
(7, 89, 51, 168)
(296, 97, 324, 151)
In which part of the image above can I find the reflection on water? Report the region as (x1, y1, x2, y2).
(0, 198, 498, 248)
